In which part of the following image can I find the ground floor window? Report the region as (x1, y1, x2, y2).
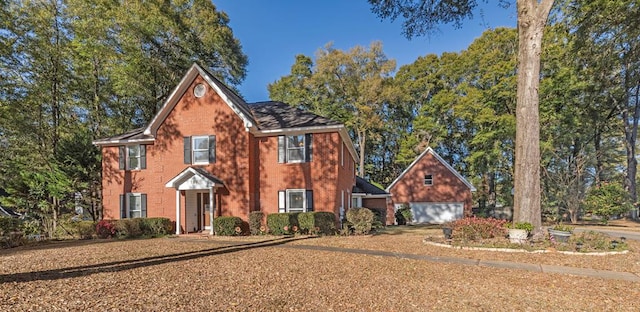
(278, 189, 313, 213)
(120, 193, 147, 218)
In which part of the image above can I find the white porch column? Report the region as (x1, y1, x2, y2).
(175, 190, 181, 235)
(209, 187, 215, 235)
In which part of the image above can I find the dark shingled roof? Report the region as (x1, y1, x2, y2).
(249, 101, 341, 130)
(353, 176, 388, 195)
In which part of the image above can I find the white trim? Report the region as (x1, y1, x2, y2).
(175, 190, 181, 235)
(165, 167, 222, 190)
(209, 188, 215, 235)
(93, 138, 155, 146)
(191, 135, 210, 165)
(351, 193, 390, 199)
(386, 147, 476, 192)
(285, 189, 306, 213)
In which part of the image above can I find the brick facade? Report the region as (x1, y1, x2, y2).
(98, 65, 357, 232)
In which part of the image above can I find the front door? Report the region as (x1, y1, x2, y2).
(196, 192, 211, 231)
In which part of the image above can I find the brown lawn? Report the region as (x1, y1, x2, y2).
(1, 225, 639, 311)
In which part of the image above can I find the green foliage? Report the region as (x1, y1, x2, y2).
(297, 212, 314, 234)
(214, 216, 244, 236)
(506, 222, 533, 232)
(346, 208, 376, 235)
(450, 217, 507, 241)
(138, 218, 173, 236)
(0, 217, 23, 234)
(266, 213, 298, 235)
(395, 204, 412, 225)
(551, 224, 575, 233)
(74, 221, 96, 239)
(583, 182, 633, 223)
(313, 212, 338, 235)
(249, 211, 265, 235)
(114, 219, 143, 238)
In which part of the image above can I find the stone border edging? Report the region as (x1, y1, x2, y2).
(423, 240, 630, 256)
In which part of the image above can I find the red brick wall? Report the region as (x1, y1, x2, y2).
(388, 152, 473, 214)
(101, 76, 252, 231)
(256, 132, 355, 222)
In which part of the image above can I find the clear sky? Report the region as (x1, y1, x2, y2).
(214, 0, 517, 103)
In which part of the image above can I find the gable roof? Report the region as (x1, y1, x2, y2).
(386, 147, 476, 192)
(144, 63, 257, 137)
(353, 176, 389, 196)
(91, 63, 359, 163)
(165, 167, 225, 190)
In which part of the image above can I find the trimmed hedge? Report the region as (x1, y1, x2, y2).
(115, 219, 143, 238)
(139, 218, 173, 236)
(249, 211, 265, 235)
(214, 216, 244, 236)
(265, 212, 336, 236)
(266, 213, 299, 235)
(313, 212, 337, 235)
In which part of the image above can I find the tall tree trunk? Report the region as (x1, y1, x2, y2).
(358, 129, 366, 177)
(513, 0, 554, 235)
(623, 66, 639, 220)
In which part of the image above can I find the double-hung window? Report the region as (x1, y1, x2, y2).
(120, 193, 147, 218)
(184, 135, 216, 164)
(424, 174, 433, 186)
(118, 145, 146, 170)
(278, 189, 314, 213)
(278, 134, 312, 163)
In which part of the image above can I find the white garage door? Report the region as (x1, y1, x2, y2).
(401, 202, 464, 224)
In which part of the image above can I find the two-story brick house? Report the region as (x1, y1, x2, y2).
(93, 63, 358, 234)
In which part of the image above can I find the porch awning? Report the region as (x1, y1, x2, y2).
(165, 167, 224, 190)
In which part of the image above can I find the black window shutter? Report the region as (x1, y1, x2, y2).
(120, 194, 126, 219)
(208, 135, 216, 163)
(141, 194, 147, 218)
(140, 145, 146, 169)
(277, 136, 286, 163)
(306, 190, 313, 212)
(305, 133, 313, 162)
(278, 190, 286, 213)
(183, 136, 191, 164)
(118, 146, 125, 170)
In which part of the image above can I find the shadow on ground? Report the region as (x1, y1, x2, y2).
(0, 236, 314, 284)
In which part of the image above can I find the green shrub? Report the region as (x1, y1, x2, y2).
(249, 211, 265, 235)
(96, 220, 116, 238)
(583, 182, 633, 224)
(450, 217, 507, 241)
(139, 218, 173, 236)
(395, 203, 412, 225)
(75, 221, 96, 239)
(346, 208, 376, 235)
(0, 217, 23, 235)
(367, 207, 386, 227)
(115, 219, 143, 238)
(297, 212, 314, 234)
(266, 213, 299, 235)
(214, 216, 243, 236)
(506, 222, 534, 233)
(313, 212, 337, 235)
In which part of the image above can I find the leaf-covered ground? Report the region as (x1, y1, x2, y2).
(1, 229, 639, 311)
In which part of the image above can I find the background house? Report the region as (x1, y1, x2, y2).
(386, 147, 476, 224)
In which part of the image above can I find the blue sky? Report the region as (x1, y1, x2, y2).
(214, 0, 517, 103)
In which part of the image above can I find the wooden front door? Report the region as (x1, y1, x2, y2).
(196, 192, 211, 231)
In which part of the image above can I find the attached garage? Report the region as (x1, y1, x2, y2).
(387, 147, 476, 224)
(396, 202, 464, 224)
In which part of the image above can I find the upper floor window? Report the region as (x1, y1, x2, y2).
(424, 174, 433, 186)
(118, 145, 146, 170)
(278, 134, 312, 163)
(184, 135, 216, 165)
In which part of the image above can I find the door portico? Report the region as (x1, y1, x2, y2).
(165, 167, 224, 235)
